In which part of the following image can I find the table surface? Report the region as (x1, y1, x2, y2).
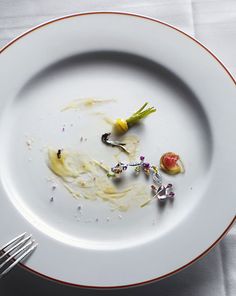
(0, 1, 235, 295)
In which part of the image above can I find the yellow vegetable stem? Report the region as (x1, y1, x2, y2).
(114, 118, 128, 133)
(114, 102, 156, 134)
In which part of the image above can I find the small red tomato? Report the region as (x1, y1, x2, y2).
(162, 152, 179, 169)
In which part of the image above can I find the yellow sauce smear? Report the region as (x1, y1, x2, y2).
(112, 134, 140, 162)
(48, 149, 150, 211)
(61, 98, 114, 112)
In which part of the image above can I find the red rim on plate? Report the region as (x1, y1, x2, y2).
(1, 12, 235, 289)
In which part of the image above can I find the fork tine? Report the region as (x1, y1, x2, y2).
(0, 243, 38, 278)
(0, 241, 33, 269)
(0, 233, 26, 250)
(0, 235, 32, 260)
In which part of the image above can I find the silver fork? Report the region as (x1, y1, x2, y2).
(0, 233, 38, 278)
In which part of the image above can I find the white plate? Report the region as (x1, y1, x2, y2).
(0, 12, 235, 288)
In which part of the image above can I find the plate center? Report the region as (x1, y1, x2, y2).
(0, 51, 213, 249)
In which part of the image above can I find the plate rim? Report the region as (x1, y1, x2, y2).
(0, 11, 235, 289)
(20, 217, 235, 289)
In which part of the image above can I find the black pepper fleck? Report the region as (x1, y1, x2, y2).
(57, 149, 62, 159)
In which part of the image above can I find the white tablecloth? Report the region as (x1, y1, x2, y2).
(0, 1, 235, 295)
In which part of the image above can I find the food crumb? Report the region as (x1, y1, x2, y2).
(50, 197, 54, 202)
(95, 218, 99, 222)
(52, 185, 57, 191)
(26, 138, 34, 150)
(80, 137, 83, 142)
